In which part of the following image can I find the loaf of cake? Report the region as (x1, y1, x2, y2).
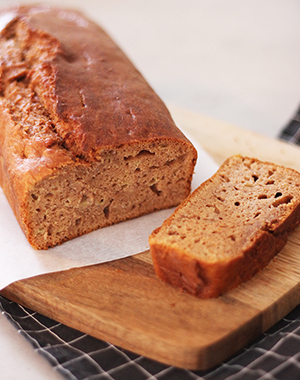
(149, 155, 300, 298)
(0, 6, 197, 249)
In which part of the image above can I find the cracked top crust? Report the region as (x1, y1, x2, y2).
(0, 5, 191, 160)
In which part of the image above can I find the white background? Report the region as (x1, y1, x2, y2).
(0, 1, 299, 379)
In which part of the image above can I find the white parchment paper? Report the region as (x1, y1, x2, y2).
(0, 135, 218, 290)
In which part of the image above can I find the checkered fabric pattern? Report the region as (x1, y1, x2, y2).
(1, 295, 300, 380)
(279, 105, 300, 144)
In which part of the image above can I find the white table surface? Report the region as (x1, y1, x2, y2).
(0, 0, 300, 379)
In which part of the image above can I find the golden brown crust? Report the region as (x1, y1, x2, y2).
(150, 226, 290, 298)
(0, 6, 197, 249)
(149, 155, 300, 298)
(1, 6, 189, 158)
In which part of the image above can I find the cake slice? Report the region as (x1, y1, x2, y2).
(149, 155, 300, 298)
(0, 6, 197, 249)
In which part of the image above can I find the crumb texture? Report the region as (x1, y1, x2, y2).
(149, 155, 300, 298)
(27, 142, 194, 249)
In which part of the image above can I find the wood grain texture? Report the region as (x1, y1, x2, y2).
(2, 106, 300, 370)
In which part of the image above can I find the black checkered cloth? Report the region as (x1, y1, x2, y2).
(279, 105, 300, 144)
(1, 295, 300, 380)
(1, 116, 300, 380)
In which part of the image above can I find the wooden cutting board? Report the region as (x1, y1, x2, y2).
(2, 105, 300, 371)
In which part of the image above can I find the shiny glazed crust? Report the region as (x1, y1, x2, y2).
(0, 6, 197, 249)
(149, 155, 300, 298)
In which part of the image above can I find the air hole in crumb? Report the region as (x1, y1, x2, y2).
(31, 193, 38, 201)
(135, 167, 141, 172)
(235, 201, 240, 206)
(103, 204, 110, 219)
(206, 205, 219, 213)
(75, 218, 82, 226)
(150, 183, 161, 196)
(80, 194, 88, 205)
(167, 230, 179, 236)
(214, 206, 220, 214)
(258, 194, 267, 200)
(274, 192, 282, 198)
(124, 150, 155, 161)
(254, 212, 261, 218)
(47, 225, 53, 236)
(266, 180, 274, 185)
(221, 175, 230, 182)
(252, 175, 259, 182)
(229, 235, 236, 241)
(272, 195, 293, 207)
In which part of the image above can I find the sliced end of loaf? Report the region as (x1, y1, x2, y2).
(22, 140, 196, 249)
(149, 155, 300, 298)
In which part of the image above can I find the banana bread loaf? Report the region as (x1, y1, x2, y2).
(149, 155, 300, 298)
(0, 6, 197, 249)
